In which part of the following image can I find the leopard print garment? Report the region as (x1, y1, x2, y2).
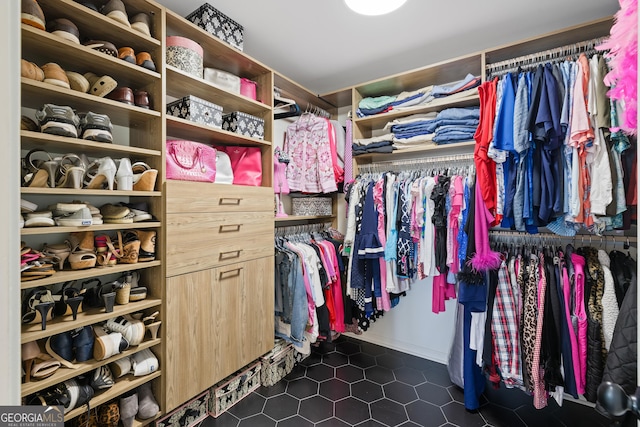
(521, 254, 539, 393)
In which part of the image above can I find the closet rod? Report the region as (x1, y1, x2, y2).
(489, 230, 637, 244)
(359, 153, 475, 173)
(275, 221, 333, 234)
(485, 36, 607, 72)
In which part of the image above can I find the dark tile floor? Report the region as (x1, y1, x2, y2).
(201, 335, 615, 427)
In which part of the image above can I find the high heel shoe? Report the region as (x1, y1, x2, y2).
(41, 241, 71, 270)
(119, 231, 140, 264)
(22, 149, 57, 188)
(142, 311, 161, 340)
(22, 341, 61, 383)
(52, 281, 84, 320)
(56, 154, 87, 189)
(95, 233, 122, 267)
(116, 158, 133, 191)
(84, 157, 117, 190)
(22, 288, 55, 330)
(131, 162, 158, 191)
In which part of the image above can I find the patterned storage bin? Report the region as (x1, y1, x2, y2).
(260, 339, 309, 387)
(167, 95, 223, 129)
(186, 3, 244, 51)
(222, 112, 265, 140)
(166, 36, 204, 78)
(208, 361, 261, 417)
(155, 390, 209, 427)
(291, 197, 333, 216)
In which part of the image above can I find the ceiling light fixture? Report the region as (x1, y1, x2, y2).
(344, 0, 407, 16)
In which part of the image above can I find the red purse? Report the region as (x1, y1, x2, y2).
(220, 146, 262, 186)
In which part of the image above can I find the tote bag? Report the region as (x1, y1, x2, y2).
(221, 146, 262, 186)
(166, 139, 216, 182)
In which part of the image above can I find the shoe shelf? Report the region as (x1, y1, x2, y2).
(20, 260, 161, 290)
(21, 298, 162, 343)
(21, 187, 162, 197)
(37, 0, 161, 51)
(166, 116, 271, 147)
(21, 79, 160, 128)
(21, 24, 161, 90)
(21, 131, 161, 158)
(353, 140, 477, 163)
(21, 337, 161, 397)
(165, 66, 271, 117)
(64, 370, 162, 421)
(131, 412, 162, 427)
(352, 91, 480, 130)
(21, 221, 161, 236)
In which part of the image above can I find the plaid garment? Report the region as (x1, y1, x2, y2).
(491, 257, 524, 389)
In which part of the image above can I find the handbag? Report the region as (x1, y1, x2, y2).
(214, 150, 234, 184)
(240, 78, 257, 100)
(220, 146, 262, 186)
(166, 140, 216, 182)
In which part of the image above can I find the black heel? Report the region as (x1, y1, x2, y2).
(35, 302, 54, 330)
(102, 292, 116, 313)
(66, 297, 83, 320)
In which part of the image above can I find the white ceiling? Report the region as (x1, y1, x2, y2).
(157, 0, 619, 96)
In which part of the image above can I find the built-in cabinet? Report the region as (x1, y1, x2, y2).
(20, 0, 165, 422)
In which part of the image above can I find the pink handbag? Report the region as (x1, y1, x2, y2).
(166, 139, 216, 182)
(240, 78, 257, 100)
(221, 146, 262, 186)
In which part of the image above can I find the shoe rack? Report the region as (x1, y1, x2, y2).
(20, 0, 164, 423)
(162, 8, 275, 412)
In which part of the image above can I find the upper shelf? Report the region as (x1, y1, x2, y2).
(165, 65, 271, 117)
(165, 9, 271, 79)
(21, 78, 161, 128)
(353, 141, 476, 163)
(273, 72, 337, 114)
(353, 91, 479, 130)
(21, 25, 160, 91)
(166, 116, 271, 147)
(36, 0, 161, 51)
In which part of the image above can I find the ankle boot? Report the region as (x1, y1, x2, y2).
(119, 392, 138, 427)
(136, 382, 159, 419)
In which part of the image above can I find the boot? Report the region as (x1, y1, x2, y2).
(136, 382, 159, 419)
(119, 392, 138, 427)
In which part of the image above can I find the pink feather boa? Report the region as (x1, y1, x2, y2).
(597, 0, 638, 134)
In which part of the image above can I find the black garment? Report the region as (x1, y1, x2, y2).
(431, 175, 451, 273)
(609, 250, 636, 308)
(542, 252, 563, 390)
(482, 269, 499, 370)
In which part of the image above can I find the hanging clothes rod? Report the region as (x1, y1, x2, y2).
(274, 221, 333, 233)
(489, 229, 637, 244)
(359, 153, 475, 173)
(485, 36, 608, 74)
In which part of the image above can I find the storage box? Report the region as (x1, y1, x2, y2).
(155, 390, 209, 427)
(208, 361, 261, 417)
(204, 68, 240, 94)
(186, 3, 244, 51)
(260, 339, 309, 387)
(222, 112, 265, 140)
(166, 36, 204, 78)
(167, 95, 223, 129)
(291, 197, 333, 216)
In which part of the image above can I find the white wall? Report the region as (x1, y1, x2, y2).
(1, 0, 22, 405)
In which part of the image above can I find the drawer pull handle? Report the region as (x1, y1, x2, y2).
(219, 224, 242, 233)
(219, 250, 242, 260)
(219, 268, 242, 279)
(219, 198, 242, 205)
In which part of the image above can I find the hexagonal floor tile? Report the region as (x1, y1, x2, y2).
(299, 352, 323, 367)
(369, 398, 408, 425)
(405, 400, 446, 426)
(441, 401, 485, 427)
(349, 353, 377, 369)
(315, 417, 350, 427)
(480, 403, 526, 427)
(415, 382, 452, 406)
(354, 420, 386, 427)
(336, 365, 364, 383)
(256, 382, 287, 398)
(283, 364, 306, 381)
(359, 342, 387, 356)
(393, 366, 426, 386)
(276, 415, 313, 427)
(423, 364, 454, 387)
(365, 365, 395, 385)
(322, 352, 350, 367)
(228, 393, 266, 419)
(351, 380, 384, 403)
(263, 394, 299, 421)
(202, 412, 239, 427)
(298, 395, 334, 423)
(376, 353, 406, 370)
(306, 364, 335, 382)
(335, 341, 361, 355)
(402, 354, 441, 371)
(315, 342, 337, 355)
(335, 397, 370, 425)
(286, 377, 318, 399)
(383, 381, 418, 404)
(237, 414, 275, 427)
(319, 378, 350, 401)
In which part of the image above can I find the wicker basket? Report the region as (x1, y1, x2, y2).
(208, 361, 261, 417)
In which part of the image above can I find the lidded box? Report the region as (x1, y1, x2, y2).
(167, 95, 223, 129)
(186, 3, 244, 51)
(222, 112, 264, 140)
(166, 36, 204, 78)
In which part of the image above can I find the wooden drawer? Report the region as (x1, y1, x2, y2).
(166, 181, 274, 213)
(166, 211, 274, 276)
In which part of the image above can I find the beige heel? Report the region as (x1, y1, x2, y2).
(145, 321, 161, 340)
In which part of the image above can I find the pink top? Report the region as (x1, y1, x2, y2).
(571, 253, 588, 395)
(562, 258, 580, 394)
